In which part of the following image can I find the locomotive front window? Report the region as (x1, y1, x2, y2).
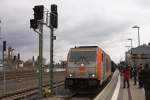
(69, 51, 96, 62)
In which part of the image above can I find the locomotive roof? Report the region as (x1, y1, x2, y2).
(74, 46, 98, 48)
(70, 46, 112, 60)
(70, 46, 99, 51)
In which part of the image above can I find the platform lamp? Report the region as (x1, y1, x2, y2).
(132, 25, 140, 46)
(128, 38, 133, 55)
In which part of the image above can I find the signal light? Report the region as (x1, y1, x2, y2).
(3, 41, 6, 51)
(30, 19, 38, 29)
(51, 4, 57, 12)
(17, 53, 20, 60)
(50, 4, 58, 28)
(33, 5, 44, 20)
(50, 13, 58, 28)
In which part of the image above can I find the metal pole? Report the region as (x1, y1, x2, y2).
(132, 25, 140, 47)
(0, 20, 1, 40)
(128, 39, 132, 54)
(130, 39, 133, 67)
(2, 43, 6, 94)
(32, 56, 35, 68)
(129, 39, 132, 54)
(38, 21, 43, 100)
(49, 27, 54, 93)
(138, 27, 140, 46)
(1, 20, 6, 95)
(131, 39, 132, 49)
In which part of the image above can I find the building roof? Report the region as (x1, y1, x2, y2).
(131, 43, 150, 54)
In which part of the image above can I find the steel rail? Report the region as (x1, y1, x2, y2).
(0, 80, 64, 100)
(0, 72, 48, 80)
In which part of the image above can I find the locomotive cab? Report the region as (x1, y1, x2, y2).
(65, 46, 112, 92)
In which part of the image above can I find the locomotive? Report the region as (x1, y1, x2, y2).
(65, 46, 115, 92)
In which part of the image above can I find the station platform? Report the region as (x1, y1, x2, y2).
(94, 70, 145, 100)
(118, 77, 145, 100)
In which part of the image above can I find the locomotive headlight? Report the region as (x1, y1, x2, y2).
(81, 63, 84, 67)
(69, 74, 73, 77)
(92, 74, 95, 78)
(88, 73, 96, 78)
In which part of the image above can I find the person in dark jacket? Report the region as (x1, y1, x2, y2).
(143, 63, 150, 100)
(132, 66, 137, 85)
(123, 66, 130, 88)
(138, 64, 144, 88)
(130, 66, 133, 79)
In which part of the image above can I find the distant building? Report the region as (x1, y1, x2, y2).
(125, 43, 150, 68)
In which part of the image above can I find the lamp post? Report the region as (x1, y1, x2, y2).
(125, 45, 130, 65)
(128, 38, 133, 54)
(132, 25, 140, 46)
(2, 41, 6, 94)
(0, 21, 6, 94)
(128, 38, 133, 67)
(125, 45, 131, 50)
(0, 20, 2, 40)
(0, 20, 2, 67)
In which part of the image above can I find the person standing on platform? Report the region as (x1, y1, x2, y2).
(143, 63, 150, 100)
(130, 66, 133, 79)
(138, 64, 144, 88)
(133, 66, 137, 85)
(123, 66, 130, 88)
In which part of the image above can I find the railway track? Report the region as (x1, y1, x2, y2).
(70, 93, 96, 100)
(0, 80, 64, 100)
(56, 76, 112, 100)
(56, 92, 96, 100)
(0, 71, 48, 80)
(56, 92, 77, 100)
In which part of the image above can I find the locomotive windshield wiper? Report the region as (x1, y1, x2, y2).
(82, 56, 90, 64)
(74, 56, 82, 64)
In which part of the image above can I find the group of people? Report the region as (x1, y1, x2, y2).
(122, 63, 150, 100)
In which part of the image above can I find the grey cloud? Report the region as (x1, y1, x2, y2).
(136, 0, 150, 8)
(1, 0, 150, 63)
(57, 14, 134, 44)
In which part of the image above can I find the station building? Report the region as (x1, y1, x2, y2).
(125, 43, 150, 68)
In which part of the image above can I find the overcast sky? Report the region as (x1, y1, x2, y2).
(0, 0, 150, 63)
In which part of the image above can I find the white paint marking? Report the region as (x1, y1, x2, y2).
(111, 74, 120, 100)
